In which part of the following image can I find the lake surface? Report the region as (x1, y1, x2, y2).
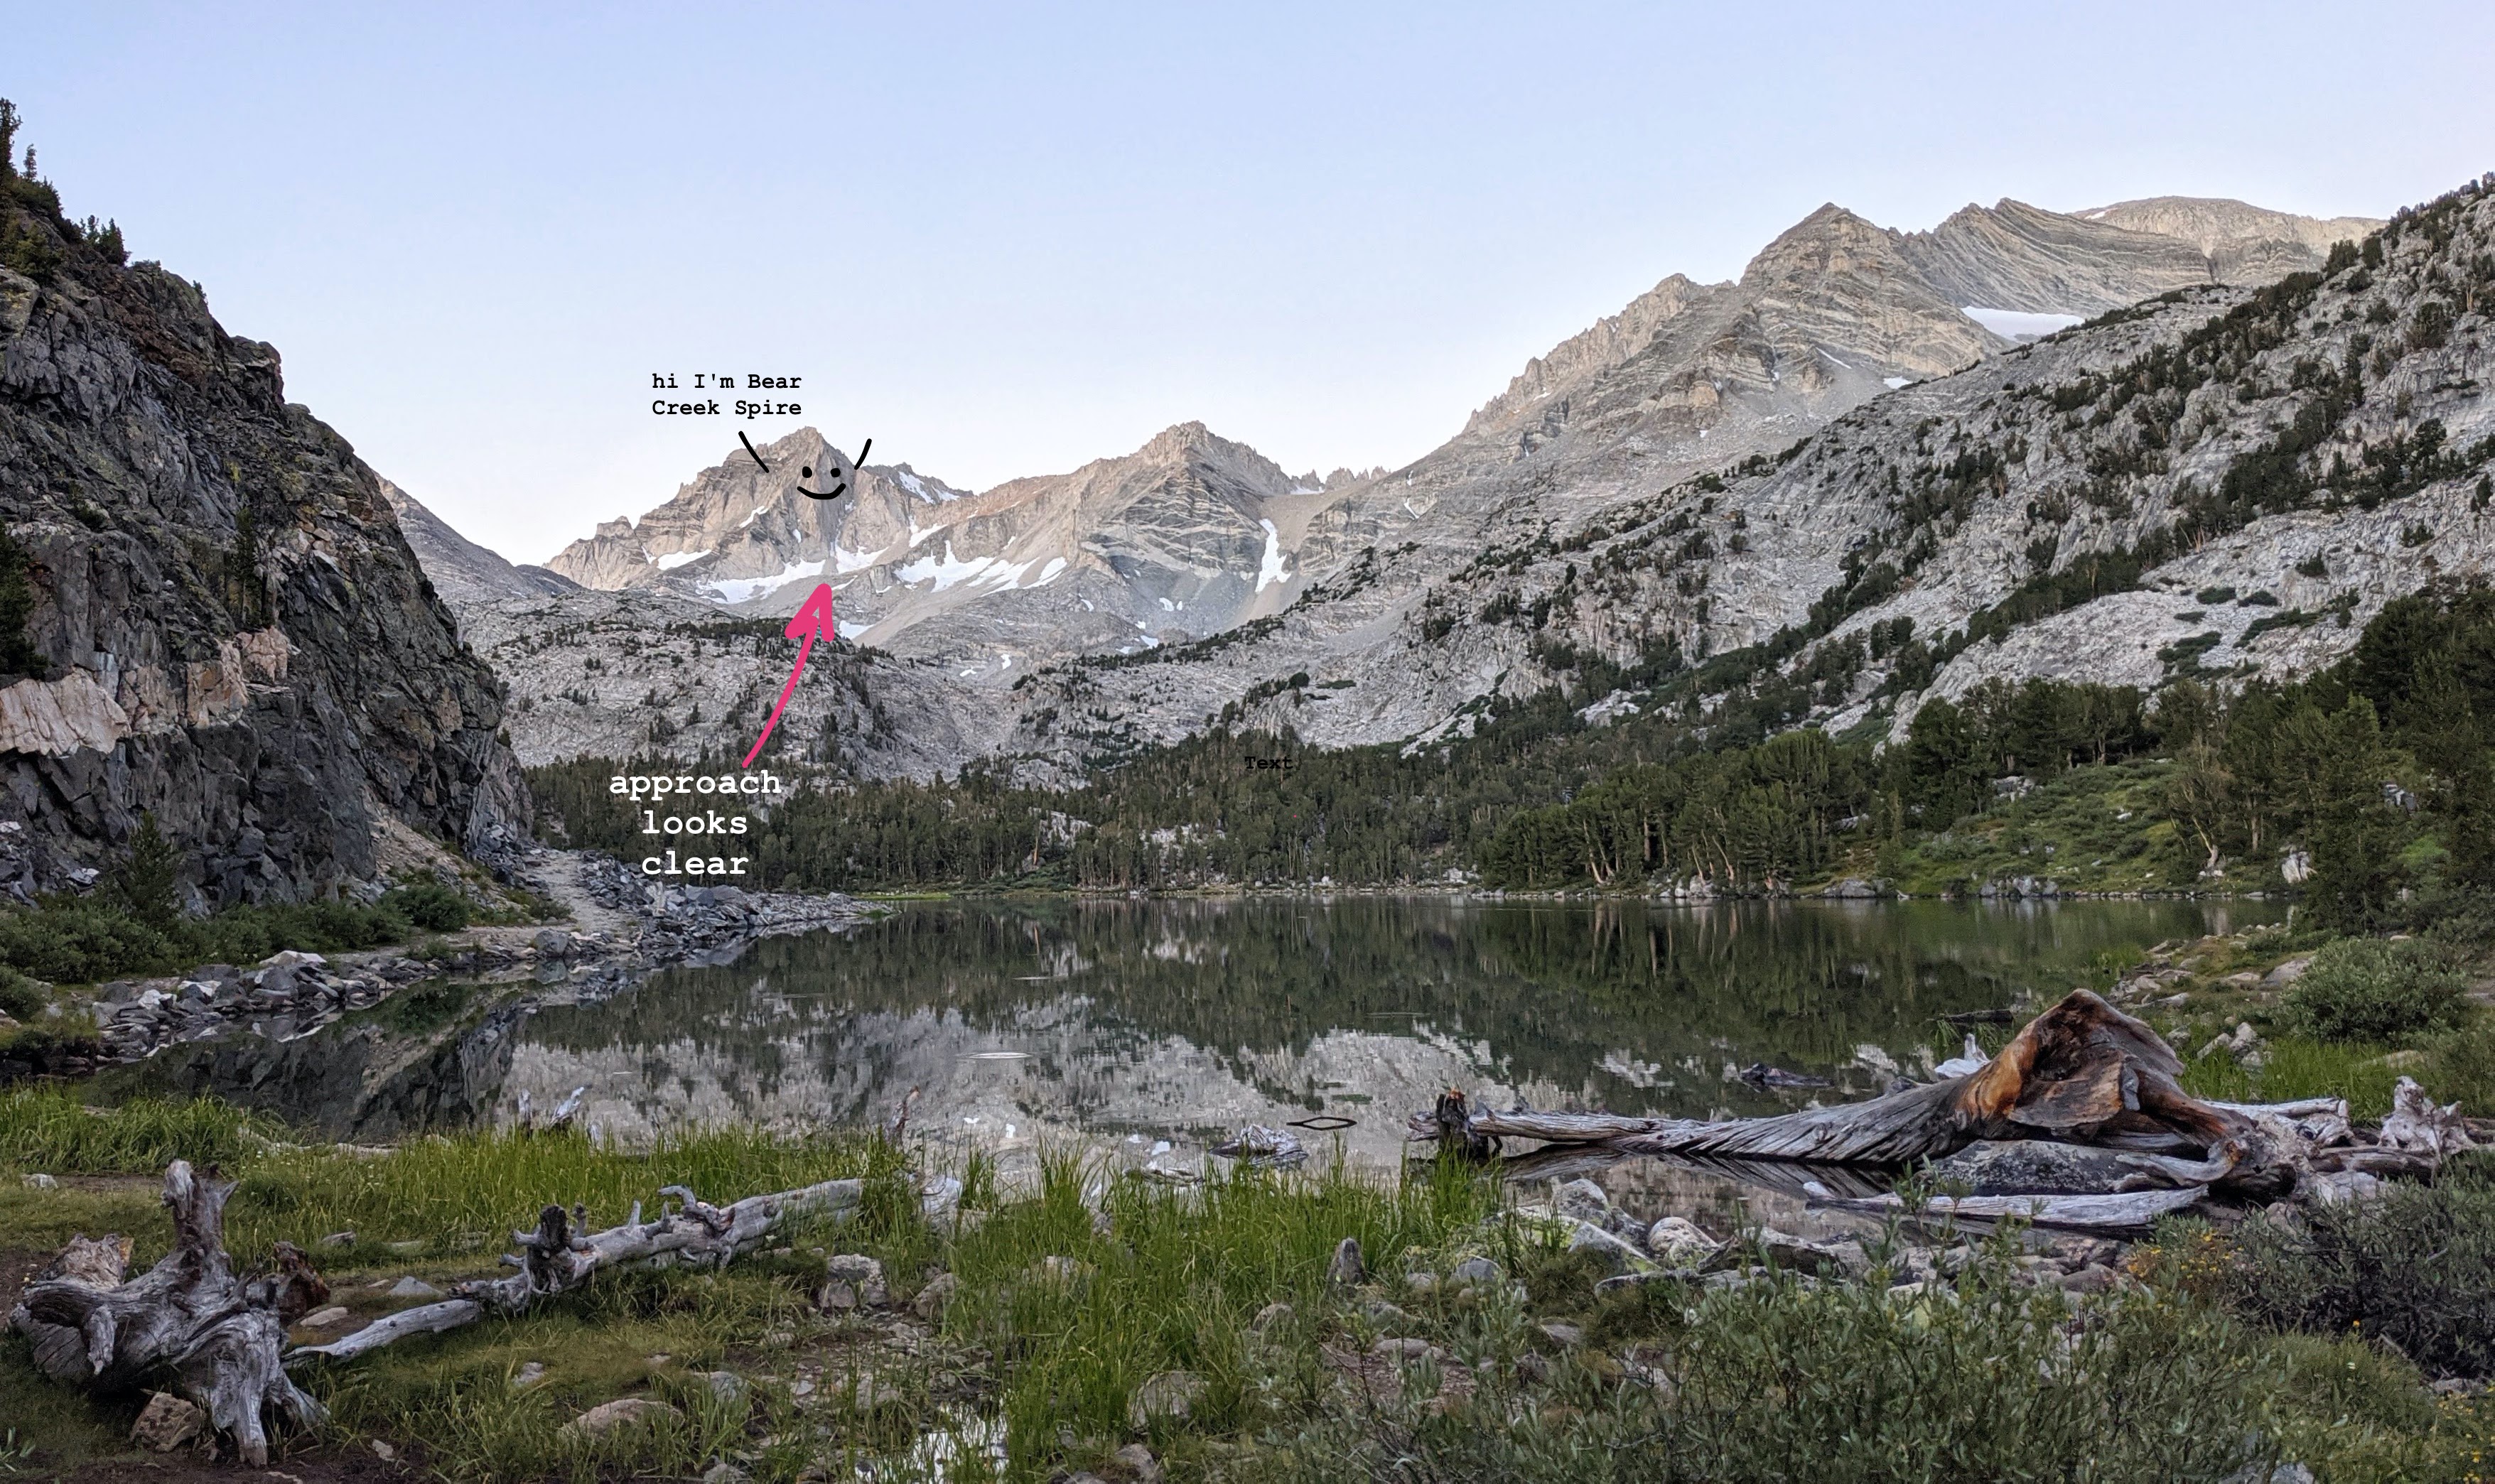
(474, 896, 2274, 1179)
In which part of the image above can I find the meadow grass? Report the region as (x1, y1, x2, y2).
(942, 1149, 1499, 1475)
(0, 1084, 277, 1174)
(5, 1094, 2493, 1480)
(0, 1084, 900, 1263)
(2179, 1036, 2405, 1118)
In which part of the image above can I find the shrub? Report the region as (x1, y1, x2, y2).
(1249, 1237, 2275, 1483)
(2423, 1014, 2495, 1120)
(0, 894, 422, 984)
(0, 964, 43, 1021)
(2215, 1149, 2495, 1377)
(381, 880, 471, 932)
(0, 900, 174, 982)
(2280, 936, 2467, 1042)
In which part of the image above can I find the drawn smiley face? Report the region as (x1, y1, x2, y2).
(798, 437, 871, 500)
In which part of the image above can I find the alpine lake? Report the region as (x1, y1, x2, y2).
(105, 895, 2280, 1224)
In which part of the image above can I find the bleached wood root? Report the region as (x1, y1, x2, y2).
(9, 1162, 328, 1466)
(1414, 990, 2310, 1196)
(1804, 1184, 2207, 1235)
(296, 1174, 958, 1365)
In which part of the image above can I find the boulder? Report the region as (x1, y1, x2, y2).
(819, 1253, 889, 1311)
(1568, 1222, 1654, 1275)
(910, 1272, 959, 1321)
(1553, 1178, 1612, 1225)
(131, 1391, 205, 1452)
(1645, 1216, 1718, 1267)
(1928, 1139, 2145, 1195)
(1724, 1229, 1853, 1277)
(2057, 1263, 2123, 1294)
(1128, 1370, 1207, 1427)
(563, 1397, 681, 1436)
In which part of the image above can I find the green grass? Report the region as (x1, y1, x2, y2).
(6, 1124, 2491, 1483)
(0, 1085, 278, 1174)
(1876, 759, 2243, 895)
(2425, 1014, 2495, 1122)
(313, 1266, 824, 1484)
(1227, 1220, 2495, 1484)
(2179, 1037, 2405, 1119)
(944, 1151, 1499, 1475)
(8, 1068, 2494, 1479)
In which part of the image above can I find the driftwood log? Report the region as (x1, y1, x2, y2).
(1411, 990, 2473, 1211)
(9, 1162, 328, 1465)
(294, 1172, 960, 1363)
(15, 1161, 958, 1456)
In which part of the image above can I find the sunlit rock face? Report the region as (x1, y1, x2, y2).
(426, 193, 2410, 781)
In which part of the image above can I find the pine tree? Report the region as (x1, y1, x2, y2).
(109, 813, 183, 929)
(0, 524, 40, 678)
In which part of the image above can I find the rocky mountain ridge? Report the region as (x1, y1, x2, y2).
(460, 191, 2415, 777)
(382, 478, 578, 612)
(993, 181, 2490, 771)
(0, 159, 529, 903)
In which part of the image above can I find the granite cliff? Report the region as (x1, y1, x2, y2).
(0, 149, 529, 903)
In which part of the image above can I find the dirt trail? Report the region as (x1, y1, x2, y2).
(512, 846, 642, 940)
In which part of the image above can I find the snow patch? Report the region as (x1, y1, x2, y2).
(705, 559, 826, 605)
(1256, 519, 1292, 591)
(1882, 376, 1912, 390)
(1962, 305, 2083, 340)
(654, 548, 712, 571)
(895, 541, 1036, 593)
(832, 544, 885, 575)
(1037, 556, 1068, 585)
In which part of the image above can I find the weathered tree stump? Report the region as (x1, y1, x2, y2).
(9, 1161, 327, 1466)
(1407, 990, 2450, 1203)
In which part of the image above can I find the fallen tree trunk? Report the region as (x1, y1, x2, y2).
(1412, 990, 2302, 1196)
(9, 1162, 328, 1465)
(295, 1172, 966, 1365)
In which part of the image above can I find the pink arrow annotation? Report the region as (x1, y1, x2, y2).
(742, 583, 836, 769)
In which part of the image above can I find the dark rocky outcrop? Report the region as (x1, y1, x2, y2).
(0, 165, 528, 903)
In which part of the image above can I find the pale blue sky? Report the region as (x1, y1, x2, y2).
(12, 3, 2493, 560)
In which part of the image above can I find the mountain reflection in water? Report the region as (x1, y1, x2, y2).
(492, 895, 2272, 1174)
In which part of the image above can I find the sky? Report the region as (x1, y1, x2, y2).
(11, 3, 2495, 563)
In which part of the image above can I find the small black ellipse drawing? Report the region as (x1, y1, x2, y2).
(798, 437, 871, 500)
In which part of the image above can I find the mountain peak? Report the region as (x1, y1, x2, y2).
(1742, 203, 1906, 286)
(1141, 420, 1218, 454)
